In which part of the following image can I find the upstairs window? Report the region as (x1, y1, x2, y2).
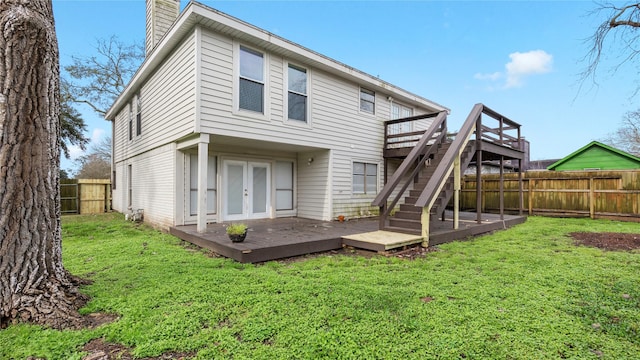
(128, 105, 133, 141)
(287, 64, 307, 122)
(239, 46, 264, 113)
(353, 162, 378, 194)
(360, 88, 375, 114)
(136, 92, 142, 136)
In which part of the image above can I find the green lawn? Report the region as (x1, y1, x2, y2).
(1, 213, 639, 359)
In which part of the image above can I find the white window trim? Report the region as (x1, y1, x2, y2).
(359, 87, 376, 116)
(284, 61, 311, 126)
(351, 160, 380, 195)
(135, 92, 142, 137)
(128, 103, 133, 142)
(232, 41, 270, 121)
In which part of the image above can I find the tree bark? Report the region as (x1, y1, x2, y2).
(0, 0, 88, 329)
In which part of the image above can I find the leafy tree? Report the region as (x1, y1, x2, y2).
(60, 169, 71, 180)
(74, 136, 112, 179)
(0, 0, 88, 329)
(64, 36, 144, 116)
(60, 77, 89, 159)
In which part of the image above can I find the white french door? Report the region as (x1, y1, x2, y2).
(223, 160, 271, 221)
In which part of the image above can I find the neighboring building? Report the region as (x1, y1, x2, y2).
(105, 0, 448, 231)
(547, 141, 640, 171)
(527, 159, 559, 171)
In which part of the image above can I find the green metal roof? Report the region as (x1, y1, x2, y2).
(547, 141, 640, 171)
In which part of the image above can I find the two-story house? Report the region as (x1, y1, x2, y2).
(105, 0, 449, 232)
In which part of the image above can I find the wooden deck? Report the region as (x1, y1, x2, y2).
(170, 217, 378, 263)
(170, 212, 527, 263)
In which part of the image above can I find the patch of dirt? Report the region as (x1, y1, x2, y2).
(570, 232, 640, 251)
(82, 338, 195, 360)
(84, 313, 120, 329)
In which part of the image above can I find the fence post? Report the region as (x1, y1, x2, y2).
(528, 178, 534, 216)
(589, 177, 595, 219)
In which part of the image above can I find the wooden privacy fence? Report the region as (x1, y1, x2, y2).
(60, 179, 112, 214)
(460, 170, 640, 221)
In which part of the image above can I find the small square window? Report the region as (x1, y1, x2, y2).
(353, 162, 377, 194)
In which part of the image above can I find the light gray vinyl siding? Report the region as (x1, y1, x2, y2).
(269, 56, 284, 120)
(111, 161, 125, 213)
(128, 32, 197, 156)
(297, 150, 331, 220)
(199, 29, 234, 120)
(128, 144, 176, 229)
(196, 32, 435, 220)
(113, 104, 130, 164)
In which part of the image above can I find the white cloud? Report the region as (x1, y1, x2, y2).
(505, 50, 553, 88)
(474, 72, 502, 81)
(91, 128, 106, 143)
(474, 50, 553, 89)
(68, 144, 84, 160)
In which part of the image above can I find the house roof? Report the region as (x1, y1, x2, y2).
(547, 141, 640, 171)
(105, 1, 449, 120)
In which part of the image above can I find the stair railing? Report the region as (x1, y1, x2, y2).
(372, 111, 448, 229)
(414, 103, 525, 237)
(415, 104, 483, 210)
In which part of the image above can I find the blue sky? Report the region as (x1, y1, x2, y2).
(53, 0, 638, 172)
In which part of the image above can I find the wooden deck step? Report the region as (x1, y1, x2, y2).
(342, 230, 424, 252)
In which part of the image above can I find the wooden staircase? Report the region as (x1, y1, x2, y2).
(387, 141, 477, 233)
(373, 103, 526, 238)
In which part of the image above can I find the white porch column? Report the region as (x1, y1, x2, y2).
(197, 134, 209, 233)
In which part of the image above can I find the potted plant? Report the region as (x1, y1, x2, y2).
(226, 223, 248, 243)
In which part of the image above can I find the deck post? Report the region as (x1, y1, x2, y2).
(475, 130, 483, 224)
(499, 156, 504, 220)
(453, 154, 460, 229)
(197, 134, 209, 233)
(518, 158, 524, 215)
(421, 206, 430, 247)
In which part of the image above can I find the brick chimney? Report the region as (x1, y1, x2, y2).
(145, 0, 180, 56)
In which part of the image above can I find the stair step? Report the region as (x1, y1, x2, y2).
(393, 210, 421, 220)
(383, 226, 421, 236)
(409, 189, 422, 197)
(388, 218, 422, 230)
(404, 196, 419, 205)
(399, 204, 421, 212)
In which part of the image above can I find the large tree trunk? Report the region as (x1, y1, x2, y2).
(0, 0, 87, 329)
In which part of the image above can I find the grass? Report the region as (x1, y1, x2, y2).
(1, 213, 640, 359)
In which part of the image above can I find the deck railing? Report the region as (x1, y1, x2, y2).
(373, 111, 448, 229)
(415, 104, 524, 209)
(384, 112, 443, 150)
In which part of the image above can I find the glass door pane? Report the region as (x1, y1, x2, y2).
(249, 162, 270, 218)
(226, 162, 245, 216)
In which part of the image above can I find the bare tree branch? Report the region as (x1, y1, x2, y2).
(580, 2, 640, 95)
(64, 36, 143, 116)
